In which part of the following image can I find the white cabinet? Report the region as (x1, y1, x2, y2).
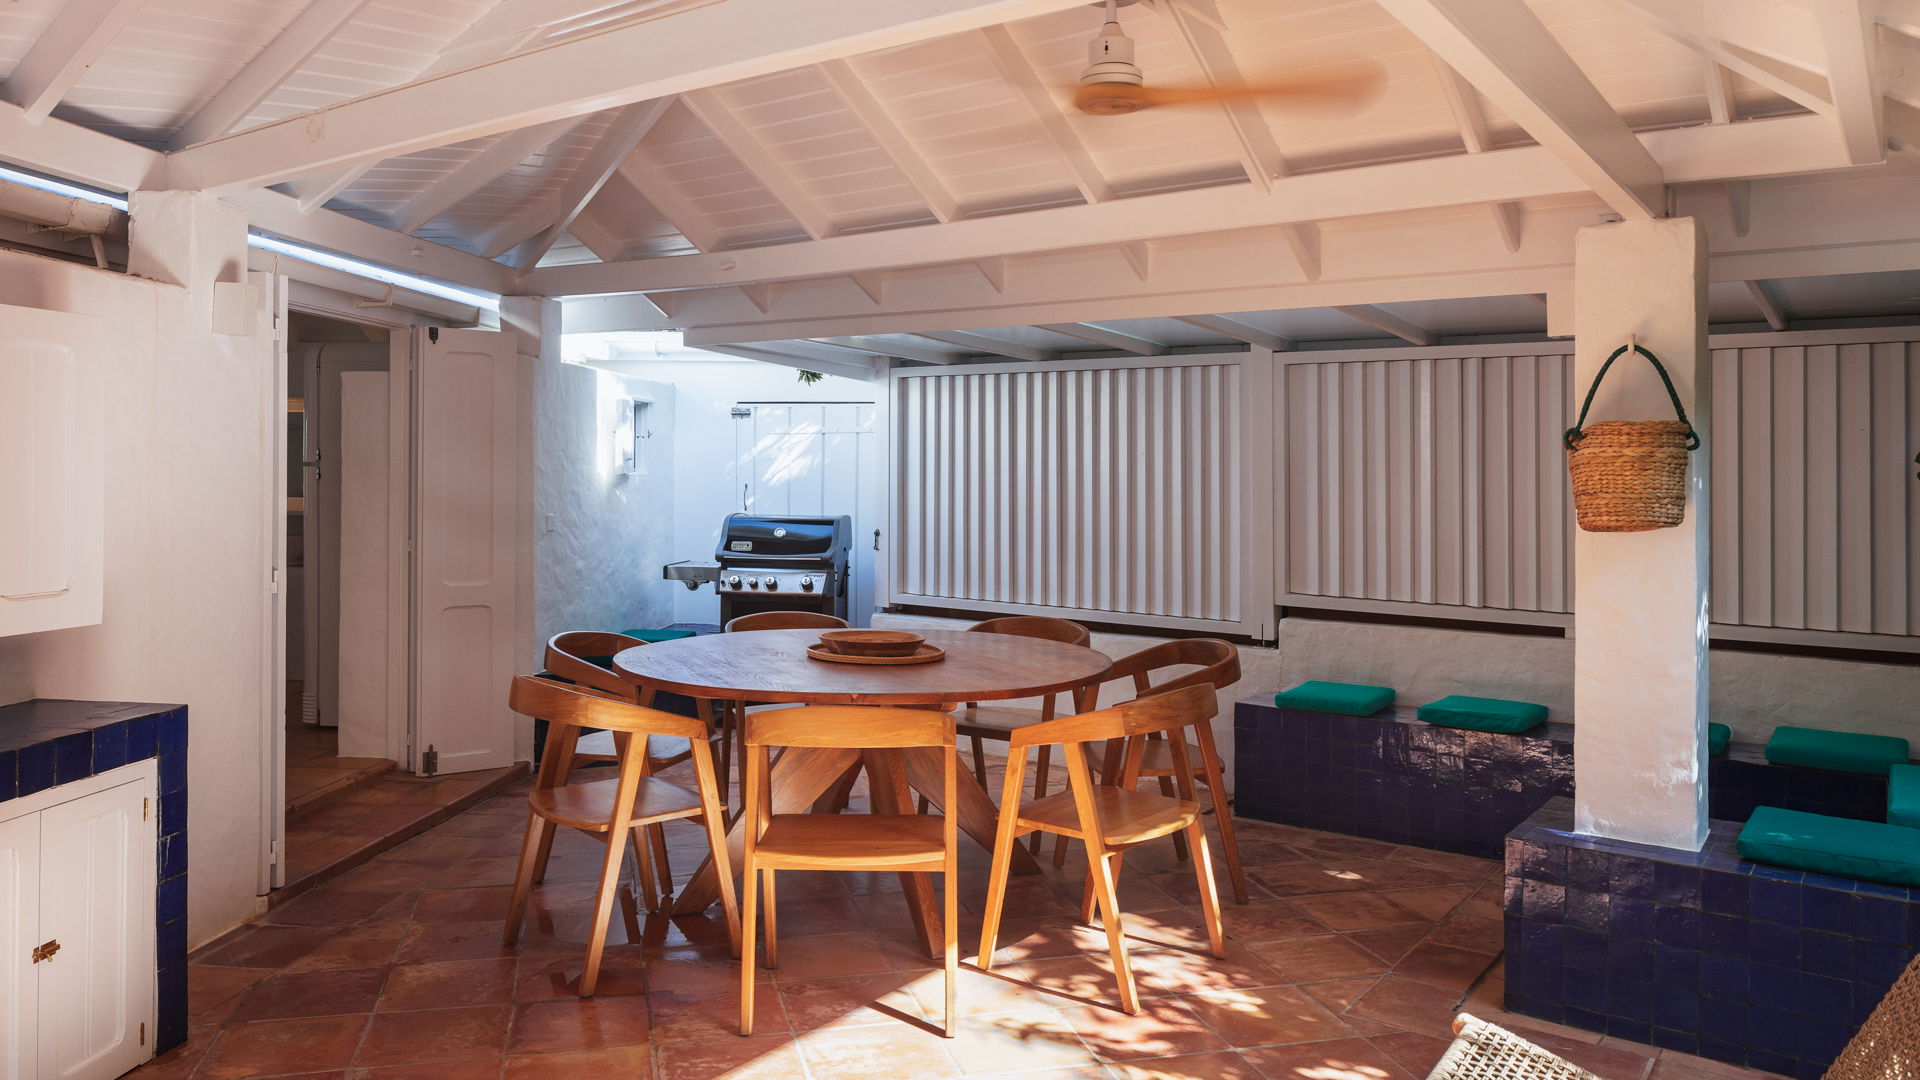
(0, 766, 155, 1080)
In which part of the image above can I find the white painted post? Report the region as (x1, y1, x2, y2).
(1570, 216, 1710, 851)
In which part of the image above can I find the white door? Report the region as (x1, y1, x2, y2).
(405, 327, 522, 775)
(0, 814, 38, 1080)
(734, 404, 880, 625)
(253, 271, 288, 893)
(36, 779, 154, 1080)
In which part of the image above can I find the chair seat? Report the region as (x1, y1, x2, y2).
(575, 730, 693, 763)
(531, 775, 704, 830)
(753, 813, 946, 870)
(954, 706, 1048, 737)
(1018, 787, 1199, 845)
(1135, 740, 1205, 777)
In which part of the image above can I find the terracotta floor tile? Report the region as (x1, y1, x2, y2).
(124, 1020, 218, 1079)
(1387, 847, 1499, 878)
(283, 924, 406, 971)
(1128, 944, 1284, 996)
(354, 1004, 512, 1066)
(507, 995, 651, 1053)
(1284, 893, 1426, 933)
(765, 931, 896, 979)
(513, 946, 653, 1000)
(1219, 901, 1334, 943)
(943, 1013, 1100, 1075)
(1015, 952, 1137, 1006)
(1422, 914, 1503, 955)
(793, 1023, 963, 1080)
(1391, 942, 1498, 992)
(1059, 998, 1230, 1061)
(263, 888, 408, 927)
(378, 957, 518, 1011)
(1106, 1050, 1265, 1080)
(778, 972, 926, 1030)
(1240, 1037, 1416, 1080)
(229, 967, 387, 1022)
(651, 985, 789, 1042)
(1314, 859, 1457, 892)
(1343, 927, 1432, 966)
(427, 855, 524, 890)
(1368, 1032, 1454, 1076)
(900, 965, 1068, 1018)
(194, 925, 339, 969)
(397, 919, 521, 964)
(1296, 836, 1400, 860)
(1375, 885, 1473, 921)
(1495, 1023, 1658, 1077)
(198, 1014, 369, 1079)
(1183, 984, 1355, 1047)
(1247, 864, 1370, 897)
(656, 1036, 805, 1080)
(1247, 935, 1388, 983)
(502, 1044, 651, 1079)
(412, 885, 513, 923)
(647, 944, 770, 994)
(359, 1059, 506, 1080)
(186, 965, 276, 1021)
(1347, 976, 1461, 1038)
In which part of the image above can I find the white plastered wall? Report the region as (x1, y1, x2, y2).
(0, 193, 270, 945)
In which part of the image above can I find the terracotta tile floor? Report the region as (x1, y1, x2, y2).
(138, 751, 1789, 1080)
(284, 684, 394, 816)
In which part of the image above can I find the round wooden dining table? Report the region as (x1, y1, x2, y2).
(613, 629, 1113, 926)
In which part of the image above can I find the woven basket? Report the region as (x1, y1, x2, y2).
(1425, 1014, 1601, 1080)
(1564, 344, 1699, 534)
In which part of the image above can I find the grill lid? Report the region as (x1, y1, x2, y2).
(716, 513, 850, 562)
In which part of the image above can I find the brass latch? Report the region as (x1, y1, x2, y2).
(31, 939, 59, 963)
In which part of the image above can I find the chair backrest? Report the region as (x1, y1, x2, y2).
(725, 611, 849, 632)
(510, 675, 704, 740)
(743, 706, 954, 750)
(1102, 638, 1240, 703)
(1009, 683, 1217, 750)
(545, 631, 647, 701)
(966, 616, 1091, 646)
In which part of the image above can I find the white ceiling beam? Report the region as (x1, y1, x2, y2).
(1172, 315, 1292, 351)
(164, 0, 1093, 194)
(567, 205, 626, 262)
(508, 99, 671, 270)
(1814, 0, 1885, 163)
(810, 336, 959, 365)
(614, 154, 723, 254)
(1375, 0, 1666, 221)
(1036, 323, 1170, 355)
(1489, 201, 1522, 252)
(5, 0, 147, 122)
(1430, 49, 1526, 250)
(1165, 0, 1285, 191)
(979, 25, 1114, 203)
(1744, 279, 1789, 330)
(817, 59, 960, 223)
(1882, 1, 1920, 39)
(0, 100, 160, 191)
(680, 89, 839, 240)
(521, 113, 1846, 296)
(559, 293, 671, 332)
(698, 343, 880, 382)
(224, 188, 518, 294)
(914, 330, 1051, 362)
(171, 0, 372, 149)
(1333, 303, 1436, 345)
(1703, 59, 1735, 124)
(1614, 0, 1833, 117)
(393, 116, 585, 235)
(848, 271, 886, 305)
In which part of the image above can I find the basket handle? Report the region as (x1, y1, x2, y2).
(1564, 342, 1701, 451)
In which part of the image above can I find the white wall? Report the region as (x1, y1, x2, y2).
(0, 193, 269, 946)
(532, 356, 678, 649)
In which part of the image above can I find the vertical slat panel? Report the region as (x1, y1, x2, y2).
(1482, 356, 1512, 610)
(1871, 342, 1909, 634)
(1802, 345, 1840, 631)
(1739, 349, 1775, 626)
(1837, 344, 1875, 633)
(1770, 347, 1807, 628)
(1909, 344, 1920, 636)
(1710, 349, 1742, 625)
(1511, 357, 1540, 611)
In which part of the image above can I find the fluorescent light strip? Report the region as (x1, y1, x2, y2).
(0, 167, 499, 312)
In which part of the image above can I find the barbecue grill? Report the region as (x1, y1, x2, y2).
(662, 513, 853, 624)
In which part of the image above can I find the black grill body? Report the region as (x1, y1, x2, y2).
(713, 513, 852, 624)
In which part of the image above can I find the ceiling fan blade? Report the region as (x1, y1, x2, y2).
(1071, 60, 1386, 116)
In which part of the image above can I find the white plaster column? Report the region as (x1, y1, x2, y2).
(1571, 216, 1711, 851)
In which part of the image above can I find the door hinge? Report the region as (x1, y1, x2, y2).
(31, 939, 59, 963)
(730, 406, 752, 418)
(143, 797, 150, 822)
(420, 745, 439, 777)
(269, 568, 280, 595)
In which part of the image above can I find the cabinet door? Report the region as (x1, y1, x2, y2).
(36, 780, 154, 1080)
(0, 813, 39, 1080)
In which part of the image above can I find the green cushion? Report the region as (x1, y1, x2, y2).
(1273, 681, 1395, 717)
(1417, 695, 1547, 734)
(1708, 722, 1731, 757)
(619, 627, 697, 643)
(1737, 806, 1920, 887)
(1764, 725, 1911, 776)
(1890, 765, 1920, 829)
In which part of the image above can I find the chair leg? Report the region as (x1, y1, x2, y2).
(1186, 820, 1227, 958)
(1087, 849, 1139, 1014)
(941, 866, 958, 1039)
(581, 823, 631, 996)
(502, 812, 550, 945)
(976, 765, 1028, 972)
(1158, 771, 1189, 862)
(970, 736, 988, 789)
(530, 815, 559, 884)
(1078, 850, 1125, 926)
(740, 856, 758, 1036)
(628, 827, 659, 914)
(617, 881, 642, 945)
(648, 822, 675, 899)
(762, 869, 779, 969)
(1027, 745, 1050, 855)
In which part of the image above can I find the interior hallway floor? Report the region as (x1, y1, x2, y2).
(284, 682, 391, 815)
(136, 749, 1789, 1080)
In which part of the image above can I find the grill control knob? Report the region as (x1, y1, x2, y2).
(800, 575, 816, 592)
(725, 575, 741, 590)
(763, 576, 779, 591)
(746, 577, 759, 589)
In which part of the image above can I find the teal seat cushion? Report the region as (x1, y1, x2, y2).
(1737, 806, 1920, 887)
(1273, 681, 1395, 717)
(1708, 722, 1731, 757)
(1890, 765, 1920, 829)
(1417, 695, 1548, 735)
(619, 627, 697, 643)
(1764, 725, 1910, 776)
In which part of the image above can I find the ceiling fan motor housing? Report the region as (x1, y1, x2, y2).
(1081, 21, 1143, 86)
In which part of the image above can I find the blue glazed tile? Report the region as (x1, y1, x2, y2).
(160, 832, 187, 880)
(1610, 858, 1655, 900)
(1565, 888, 1609, 933)
(1520, 921, 1565, 966)
(159, 791, 186, 837)
(1747, 1005, 1802, 1055)
(1855, 941, 1915, 987)
(1752, 864, 1806, 885)
(1701, 872, 1749, 916)
(0, 749, 14, 802)
(1608, 936, 1657, 982)
(1565, 848, 1610, 892)
(159, 708, 187, 752)
(18, 742, 54, 797)
(1700, 912, 1749, 953)
(1853, 879, 1910, 899)
(1854, 895, 1908, 943)
(1801, 887, 1854, 934)
(157, 919, 186, 968)
(1653, 862, 1702, 907)
(1700, 955, 1748, 1000)
(1749, 920, 1800, 966)
(1563, 970, 1608, 1013)
(158, 875, 187, 925)
(1608, 896, 1655, 941)
(1750, 877, 1803, 924)
(1564, 928, 1608, 971)
(159, 750, 186, 795)
(1606, 975, 1654, 1020)
(52, 731, 91, 783)
(1799, 973, 1853, 1022)
(91, 721, 129, 773)
(1522, 880, 1565, 922)
(1654, 905, 1702, 949)
(1742, 1050, 1798, 1078)
(1749, 965, 1801, 1012)
(1699, 993, 1748, 1034)
(1604, 1016, 1652, 1043)
(124, 713, 157, 761)
(1650, 1024, 1699, 1053)
(1801, 929, 1851, 972)
(1654, 947, 1700, 989)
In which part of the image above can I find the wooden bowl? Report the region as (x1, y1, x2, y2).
(817, 630, 925, 657)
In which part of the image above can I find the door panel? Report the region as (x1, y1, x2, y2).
(734, 403, 879, 624)
(36, 779, 154, 1080)
(0, 813, 38, 1080)
(409, 328, 521, 775)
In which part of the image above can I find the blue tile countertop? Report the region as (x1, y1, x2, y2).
(0, 698, 189, 1054)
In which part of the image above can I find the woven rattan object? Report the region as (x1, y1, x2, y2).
(1823, 951, 1920, 1080)
(1425, 1015, 1602, 1080)
(1566, 419, 1692, 532)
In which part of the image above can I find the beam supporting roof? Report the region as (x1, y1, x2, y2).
(614, 153, 723, 254)
(1613, 0, 1834, 117)
(1376, 0, 1666, 221)
(0, 100, 160, 191)
(1172, 315, 1291, 351)
(680, 89, 838, 240)
(979, 25, 1113, 204)
(508, 99, 672, 270)
(163, 0, 1094, 194)
(818, 59, 960, 223)
(1813, 0, 1884, 164)
(1744, 279, 1789, 331)
(224, 188, 518, 295)
(1332, 304, 1436, 345)
(699, 343, 880, 382)
(519, 113, 1845, 296)
(4, 0, 147, 121)
(810, 336, 959, 365)
(914, 330, 1051, 362)
(170, 0, 374, 149)
(1035, 323, 1169, 355)
(1430, 49, 1526, 253)
(394, 116, 585, 235)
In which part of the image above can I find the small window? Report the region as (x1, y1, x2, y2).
(617, 398, 652, 477)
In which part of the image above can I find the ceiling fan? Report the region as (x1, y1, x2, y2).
(1068, 0, 1385, 117)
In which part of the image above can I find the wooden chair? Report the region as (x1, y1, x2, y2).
(977, 683, 1227, 1015)
(739, 706, 958, 1038)
(723, 611, 849, 632)
(947, 617, 1092, 850)
(503, 676, 740, 995)
(1056, 638, 1248, 905)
